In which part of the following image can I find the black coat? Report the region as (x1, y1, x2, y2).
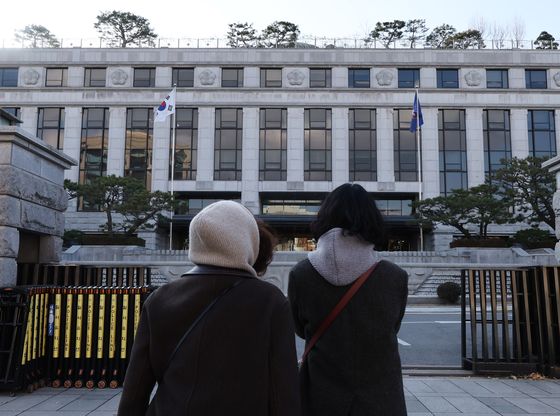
(118, 266, 301, 416)
(288, 259, 408, 416)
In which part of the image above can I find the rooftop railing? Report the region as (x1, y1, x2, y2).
(1, 37, 557, 50)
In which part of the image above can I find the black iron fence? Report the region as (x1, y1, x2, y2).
(1, 265, 154, 392)
(462, 266, 560, 376)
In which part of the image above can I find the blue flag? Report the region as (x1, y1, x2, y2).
(409, 91, 424, 132)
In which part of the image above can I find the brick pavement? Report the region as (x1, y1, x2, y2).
(1, 376, 560, 415)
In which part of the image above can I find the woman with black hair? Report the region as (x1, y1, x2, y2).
(288, 183, 408, 416)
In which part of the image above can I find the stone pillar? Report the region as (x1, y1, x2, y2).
(20, 107, 38, 136)
(107, 107, 127, 176)
(241, 108, 260, 214)
(244, 67, 260, 88)
(420, 68, 437, 88)
(63, 107, 82, 183)
(332, 107, 349, 187)
(287, 107, 304, 184)
(376, 108, 395, 183)
(509, 68, 526, 89)
(555, 110, 560, 154)
(332, 67, 348, 88)
(39, 235, 62, 263)
(152, 117, 171, 192)
(0, 226, 19, 286)
(466, 108, 485, 186)
(156, 67, 172, 88)
(196, 107, 215, 183)
(67, 67, 84, 88)
(421, 108, 440, 198)
(511, 109, 529, 159)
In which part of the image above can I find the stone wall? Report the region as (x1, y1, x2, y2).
(0, 126, 75, 285)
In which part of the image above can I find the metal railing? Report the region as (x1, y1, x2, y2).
(462, 266, 560, 376)
(1, 37, 556, 50)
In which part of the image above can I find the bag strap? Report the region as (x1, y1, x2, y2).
(301, 262, 379, 363)
(159, 279, 244, 382)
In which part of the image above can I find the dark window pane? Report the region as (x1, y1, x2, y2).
(84, 68, 106, 87)
(348, 68, 370, 88)
(305, 109, 332, 181)
(486, 69, 508, 88)
(310, 68, 331, 88)
(133, 68, 156, 87)
(398, 69, 420, 88)
(437, 69, 458, 88)
(0, 68, 18, 87)
(222, 68, 243, 87)
(260, 68, 282, 87)
(172, 68, 194, 87)
(45, 68, 67, 87)
(526, 69, 547, 89)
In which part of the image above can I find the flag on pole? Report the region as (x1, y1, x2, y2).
(154, 88, 176, 122)
(409, 91, 424, 132)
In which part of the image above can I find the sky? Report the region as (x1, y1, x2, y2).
(0, 0, 558, 44)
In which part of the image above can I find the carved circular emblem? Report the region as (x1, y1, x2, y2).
(465, 70, 483, 87)
(287, 70, 305, 86)
(553, 71, 560, 87)
(375, 70, 393, 86)
(199, 69, 217, 86)
(110, 69, 128, 86)
(22, 69, 40, 85)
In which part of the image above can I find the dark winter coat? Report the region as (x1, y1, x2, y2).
(118, 266, 301, 416)
(288, 259, 408, 416)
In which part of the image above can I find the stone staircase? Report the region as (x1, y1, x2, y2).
(415, 268, 462, 296)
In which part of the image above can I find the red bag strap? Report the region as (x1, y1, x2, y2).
(301, 262, 379, 363)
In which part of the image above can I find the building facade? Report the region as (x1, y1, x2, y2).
(0, 48, 559, 250)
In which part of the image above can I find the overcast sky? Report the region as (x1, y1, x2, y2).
(0, 0, 557, 44)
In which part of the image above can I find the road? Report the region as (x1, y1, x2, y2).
(295, 307, 462, 367)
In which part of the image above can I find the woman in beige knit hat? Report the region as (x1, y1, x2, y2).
(118, 201, 300, 416)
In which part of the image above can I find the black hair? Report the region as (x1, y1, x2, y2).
(311, 183, 385, 245)
(253, 220, 277, 276)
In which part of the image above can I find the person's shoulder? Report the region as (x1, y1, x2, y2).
(290, 257, 315, 277)
(376, 259, 409, 282)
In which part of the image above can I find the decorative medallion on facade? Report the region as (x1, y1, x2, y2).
(553, 71, 560, 87)
(110, 69, 128, 85)
(22, 69, 40, 85)
(287, 70, 305, 86)
(464, 70, 483, 87)
(375, 70, 393, 86)
(199, 70, 217, 86)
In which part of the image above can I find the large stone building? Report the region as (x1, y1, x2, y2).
(0, 47, 559, 251)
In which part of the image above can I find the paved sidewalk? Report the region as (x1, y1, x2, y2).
(1, 376, 560, 415)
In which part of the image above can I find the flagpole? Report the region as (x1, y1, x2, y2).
(169, 87, 176, 250)
(415, 87, 424, 252)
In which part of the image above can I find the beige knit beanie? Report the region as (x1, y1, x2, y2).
(188, 201, 260, 276)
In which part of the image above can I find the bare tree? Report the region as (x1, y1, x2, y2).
(469, 16, 488, 39)
(491, 22, 509, 49)
(510, 17, 526, 48)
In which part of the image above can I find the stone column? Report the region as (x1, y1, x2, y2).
(287, 108, 304, 186)
(420, 68, 437, 88)
(509, 68, 525, 89)
(152, 117, 171, 192)
(0, 226, 19, 286)
(332, 107, 349, 187)
(332, 67, 348, 88)
(241, 107, 260, 214)
(421, 108, 440, 198)
(67, 67, 84, 88)
(196, 107, 215, 184)
(555, 110, 560, 153)
(20, 107, 38, 136)
(244, 67, 260, 88)
(156, 67, 172, 88)
(511, 109, 529, 159)
(466, 108, 485, 186)
(106, 107, 127, 176)
(63, 107, 82, 183)
(376, 108, 395, 183)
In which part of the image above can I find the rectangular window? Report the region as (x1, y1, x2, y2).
(348, 68, 370, 88)
(125, 108, 153, 188)
(175, 194, 241, 216)
(483, 109, 511, 183)
(172, 68, 194, 87)
(2, 107, 20, 118)
(260, 68, 282, 87)
(84, 68, 106, 87)
(221, 68, 244, 87)
(486, 69, 508, 89)
(349, 109, 376, 181)
(438, 110, 468, 195)
(45, 68, 67, 87)
(133, 68, 156, 87)
(262, 198, 322, 215)
(304, 109, 332, 181)
(37, 108, 65, 149)
(393, 108, 418, 181)
(79, 108, 109, 210)
(171, 108, 198, 180)
(437, 69, 459, 88)
(528, 110, 556, 158)
(0, 68, 18, 87)
(309, 68, 331, 88)
(525, 69, 547, 89)
(376, 199, 414, 216)
(259, 108, 287, 181)
(398, 69, 420, 88)
(214, 108, 243, 180)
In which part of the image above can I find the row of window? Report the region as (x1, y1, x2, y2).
(0, 67, 554, 89)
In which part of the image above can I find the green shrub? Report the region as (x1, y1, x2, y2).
(512, 228, 555, 249)
(437, 282, 461, 304)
